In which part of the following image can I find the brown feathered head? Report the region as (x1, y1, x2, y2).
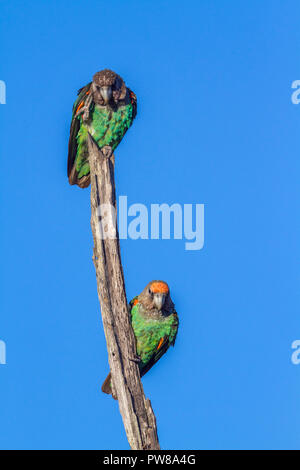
(138, 280, 174, 315)
(92, 69, 127, 105)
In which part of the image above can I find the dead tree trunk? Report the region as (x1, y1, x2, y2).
(87, 134, 160, 450)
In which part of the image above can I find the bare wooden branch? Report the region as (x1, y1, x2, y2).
(87, 134, 160, 450)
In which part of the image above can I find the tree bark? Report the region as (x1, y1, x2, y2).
(87, 134, 160, 450)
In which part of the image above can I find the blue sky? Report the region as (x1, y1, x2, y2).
(0, 0, 299, 450)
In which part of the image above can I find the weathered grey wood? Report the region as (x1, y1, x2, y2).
(87, 134, 160, 450)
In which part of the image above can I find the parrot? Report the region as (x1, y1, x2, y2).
(67, 69, 137, 188)
(102, 280, 179, 398)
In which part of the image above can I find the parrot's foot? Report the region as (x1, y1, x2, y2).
(101, 145, 113, 159)
(129, 353, 141, 364)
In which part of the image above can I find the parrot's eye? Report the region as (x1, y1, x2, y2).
(148, 288, 152, 295)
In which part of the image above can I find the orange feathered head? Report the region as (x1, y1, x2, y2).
(150, 281, 169, 295)
(138, 280, 173, 313)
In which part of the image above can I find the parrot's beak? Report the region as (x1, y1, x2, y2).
(153, 293, 166, 311)
(100, 86, 112, 104)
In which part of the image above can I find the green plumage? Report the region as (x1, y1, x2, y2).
(75, 102, 135, 180)
(67, 69, 137, 188)
(130, 299, 178, 374)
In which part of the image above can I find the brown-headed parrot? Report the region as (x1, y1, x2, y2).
(67, 69, 137, 188)
(102, 281, 179, 398)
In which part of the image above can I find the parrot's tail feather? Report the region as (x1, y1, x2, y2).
(68, 165, 90, 188)
(101, 372, 112, 394)
(101, 372, 117, 400)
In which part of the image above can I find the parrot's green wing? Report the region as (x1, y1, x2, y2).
(139, 336, 169, 377)
(129, 296, 179, 377)
(67, 82, 92, 188)
(141, 312, 179, 377)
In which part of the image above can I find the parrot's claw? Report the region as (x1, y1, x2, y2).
(101, 145, 113, 159)
(129, 354, 141, 364)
